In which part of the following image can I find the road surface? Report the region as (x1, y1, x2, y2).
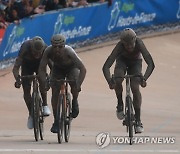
(0, 32, 180, 153)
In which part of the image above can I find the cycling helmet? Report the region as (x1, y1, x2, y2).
(51, 34, 66, 47)
(31, 36, 45, 53)
(120, 28, 136, 44)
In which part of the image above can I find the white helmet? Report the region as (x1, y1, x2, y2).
(51, 34, 66, 47)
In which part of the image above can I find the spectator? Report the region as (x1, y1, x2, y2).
(67, 0, 88, 7)
(9, 8, 20, 24)
(0, 10, 9, 29)
(22, 0, 34, 17)
(32, 0, 41, 8)
(87, 0, 103, 3)
(4, 0, 21, 22)
(33, 0, 46, 14)
(0, 0, 7, 11)
(87, 0, 112, 6)
(43, 0, 67, 11)
(0, 0, 111, 24)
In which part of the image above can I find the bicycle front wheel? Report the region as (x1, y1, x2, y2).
(64, 92, 72, 142)
(57, 94, 64, 144)
(32, 92, 40, 141)
(126, 96, 134, 145)
(39, 97, 44, 140)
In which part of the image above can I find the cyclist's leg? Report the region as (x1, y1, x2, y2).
(36, 65, 51, 116)
(21, 66, 33, 129)
(50, 66, 64, 133)
(21, 66, 33, 116)
(128, 59, 143, 132)
(39, 83, 47, 106)
(128, 59, 142, 121)
(50, 66, 64, 121)
(39, 88, 51, 116)
(67, 68, 80, 118)
(114, 60, 126, 120)
(38, 78, 51, 116)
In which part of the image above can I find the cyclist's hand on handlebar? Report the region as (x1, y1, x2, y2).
(77, 86, 81, 92)
(108, 80, 115, 90)
(140, 77, 147, 88)
(14, 81, 21, 88)
(14, 75, 21, 88)
(75, 81, 81, 92)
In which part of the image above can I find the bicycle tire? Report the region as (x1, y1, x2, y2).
(126, 96, 133, 145)
(39, 97, 44, 140)
(64, 92, 72, 142)
(57, 94, 64, 144)
(32, 92, 40, 141)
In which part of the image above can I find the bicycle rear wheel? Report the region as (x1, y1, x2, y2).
(32, 92, 40, 141)
(57, 94, 64, 144)
(126, 96, 134, 145)
(39, 98, 44, 140)
(64, 92, 72, 142)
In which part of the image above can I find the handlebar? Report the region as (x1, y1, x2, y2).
(50, 79, 76, 84)
(112, 74, 143, 79)
(111, 74, 146, 88)
(15, 74, 38, 88)
(20, 74, 38, 79)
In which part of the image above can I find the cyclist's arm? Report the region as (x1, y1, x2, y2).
(38, 47, 50, 85)
(102, 42, 120, 83)
(12, 57, 22, 81)
(47, 59, 53, 70)
(76, 59, 86, 87)
(12, 43, 26, 81)
(43, 44, 53, 71)
(68, 47, 86, 86)
(139, 40, 155, 81)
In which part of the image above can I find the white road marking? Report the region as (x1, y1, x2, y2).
(0, 149, 179, 153)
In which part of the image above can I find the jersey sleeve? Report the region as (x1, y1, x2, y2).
(102, 42, 121, 83)
(138, 39, 155, 80)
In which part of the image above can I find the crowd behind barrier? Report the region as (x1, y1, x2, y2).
(0, 0, 180, 63)
(0, 0, 111, 28)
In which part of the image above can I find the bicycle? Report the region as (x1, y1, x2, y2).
(20, 74, 44, 141)
(112, 74, 142, 145)
(50, 78, 74, 144)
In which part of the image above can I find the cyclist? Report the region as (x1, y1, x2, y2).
(102, 28, 155, 133)
(12, 36, 51, 129)
(38, 34, 86, 133)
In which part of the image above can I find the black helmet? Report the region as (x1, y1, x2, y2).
(31, 36, 45, 53)
(120, 28, 136, 44)
(51, 34, 66, 47)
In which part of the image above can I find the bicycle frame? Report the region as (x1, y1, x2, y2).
(124, 75, 136, 145)
(21, 74, 38, 94)
(113, 74, 141, 145)
(52, 78, 73, 143)
(60, 81, 68, 112)
(125, 76, 132, 99)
